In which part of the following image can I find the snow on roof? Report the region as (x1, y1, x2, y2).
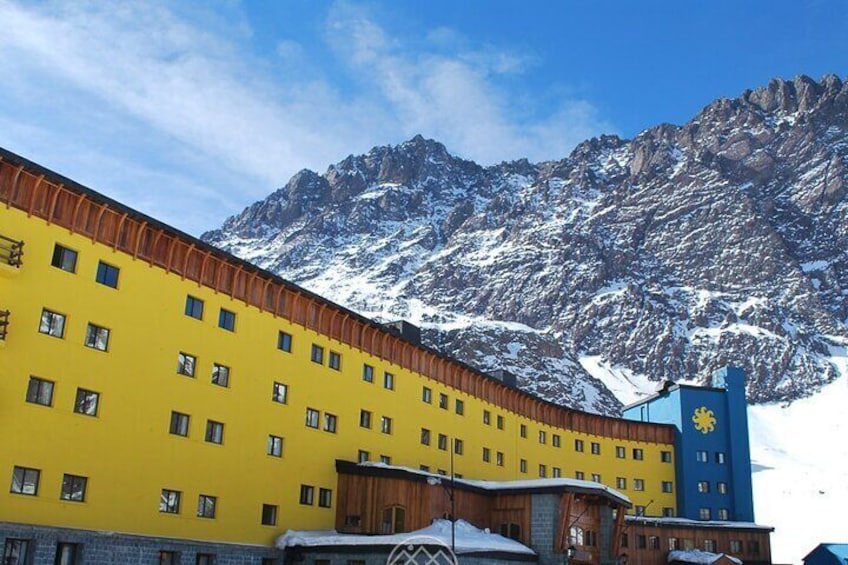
(626, 515, 773, 531)
(356, 461, 631, 505)
(276, 519, 536, 556)
(668, 549, 742, 564)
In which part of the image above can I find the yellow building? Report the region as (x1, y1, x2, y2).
(0, 147, 678, 563)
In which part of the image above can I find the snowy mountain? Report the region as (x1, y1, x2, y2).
(202, 75, 848, 562)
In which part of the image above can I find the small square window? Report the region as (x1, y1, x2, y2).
(553, 434, 561, 447)
(715, 451, 726, 464)
(384, 372, 394, 390)
(437, 434, 447, 450)
(10, 466, 40, 495)
(717, 508, 729, 520)
(663, 507, 675, 517)
(616, 446, 626, 459)
(496, 451, 504, 466)
(697, 480, 711, 493)
(95, 261, 120, 288)
(661, 450, 672, 463)
(496, 415, 504, 430)
(160, 489, 181, 513)
(197, 494, 217, 518)
(84, 323, 110, 351)
(575, 471, 584, 480)
(380, 455, 392, 465)
(729, 540, 743, 554)
(267, 435, 284, 457)
(422, 387, 432, 403)
(74, 388, 100, 417)
(323, 413, 338, 433)
(328, 351, 341, 370)
(699, 507, 711, 520)
(272, 382, 288, 404)
(632, 448, 644, 460)
(552, 467, 562, 478)
(454, 438, 463, 455)
(482, 447, 490, 462)
(591, 442, 601, 455)
(26, 376, 54, 406)
(420, 428, 431, 445)
(439, 393, 448, 409)
(185, 296, 204, 319)
(277, 331, 292, 352)
(359, 410, 372, 429)
(299, 485, 315, 505)
(211, 363, 230, 387)
(717, 481, 728, 494)
(177, 352, 196, 377)
(634, 479, 645, 491)
(169, 411, 190, 436)
(306, 408, 320, 428)
(574, 439, 584, 452)
(519, 459, 527, 473)
(261, 504, 278, 525)
(381, 416, 393, 434)
(59, 473, 88, 502)
(357, 450, 370, 463)
(662, 481, 673, 493)
(311, 344, 324, 364)
(318, 488, 332, 508)
(696, 450, 708, 462)
(592, 473, 601, 483)
(455, 399, 464, 415)
(205, 420, 224, 444)
(39, 308, 66, 338)
(520, 424, 527, 438)
(483, 410, 491, 425)
(539, 430, 546, 444)
(616, 477, 627, 489)
(362, 364, 374, 383)
(51, 244, 78, 272)
(538, 464, 547, 478)
(218, 308, 236, 332)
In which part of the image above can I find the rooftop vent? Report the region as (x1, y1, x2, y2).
(489, 369, 517, 388)
(384, 320, 421, 346)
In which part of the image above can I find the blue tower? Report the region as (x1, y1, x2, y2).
(622, 367, 755, 522)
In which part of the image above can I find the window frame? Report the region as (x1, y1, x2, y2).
(51, 244, 78, 273)
(177, 352, 196, 377)
(305, 408, 320, 429)
(261, 504, 278, 525)
(299, 484, 315, 505)
(10, 466, 40, 496)
(267, 435, 284, 457)
(272, 382, 288, 404)
(169, 411, 190, 437)
(380, 415, 393, 435)
(197, 494, 217, 519)
(211, 363, 230, 387)
(362, 364, 374, 383)
(311, 344, 324, 364)
(84, 322, 110, 351)
(39, 308, 66, 338)
(383, 372, 395, 390)
(185, 295, 204, 319)
(95, 260, 120, 288)
(318, 487, 332, 508)
(73, 388, 100, 417)
(323, 412, 338, 433)
(205, 420, 224, 444)
(277, 331, 292, 352)
(217, 308, 236, 332)
(328, 351, 341, 371)
(359, 409, 372, 429)
(160, 489, 182, 514)
(26, 376, 54, 407)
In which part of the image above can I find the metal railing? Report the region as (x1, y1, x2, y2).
(0, 310, 9, 341)
(0, 235, 24, 267)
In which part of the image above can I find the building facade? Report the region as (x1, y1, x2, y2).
(0, 147, 768, 564)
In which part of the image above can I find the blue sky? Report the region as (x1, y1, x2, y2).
(0, 0, 845, 234)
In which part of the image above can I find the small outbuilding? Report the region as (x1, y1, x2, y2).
(802, 544, 848, 565)
(668, 549, 742, 564)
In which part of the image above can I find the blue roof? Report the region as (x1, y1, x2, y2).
(804, 543, 848, 563)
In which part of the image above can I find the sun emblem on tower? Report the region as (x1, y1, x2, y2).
(692, 406, 716, 434)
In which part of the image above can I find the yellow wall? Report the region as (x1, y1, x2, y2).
(0, 203, 675, 546)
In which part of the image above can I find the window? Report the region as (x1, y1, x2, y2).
(51, 244, 78, 272)
(496, 452, 504, 466)
(4, 539, 31, 564)
(717, 481, 728, 494)
(696, 450, 708, 462)
(697, 481, 710, 493)
(419, 465, 430, 472)
(362, 364, 374, 383)
(649, 536, 660, 550)
(620, 534, 629, 548)
(662, 481, 673, 493)
(357, 450, 370, 463)
(205, 420, 224, 444)
(729, 540, 743, 554)
(482, 409, 490, 424)
(211, 364, 230, 387)
(634, 505, 646, 516)
(277, 331, 292, 352)
(197, 494, 217, 518)
(632, 448, 644, 460)
(439, 393, 448, 409)
(704, 539, 716, 552)
(159, 552, 179, 565)
(218, 308, 236, 331)
(380, 455, 392, 465)
(323, 413, 338, 433)
(591, 473, 601, 483)
(553, 467, 562, 478)
(538, 464, 547, 478)
(422, 386, 432, 403)
(26, 376, 54, 406)
(539, 430, 546, 444)
(663, 507, 675, 517)
(496, 415, 504, 430)
(591, 442, 601, 455)
(73, 388, 99, 416)
(748, 540, 761, 555)
(384, 372, 394, 390)
(344, 515, 362, 527)
(169, 411, 190, 436)
(177, 352, 196, 377)
(299, 484, 315, 505)
(636, 535, 647, 549)
(574, 439, 584, 452)
(718, 508, 729, 520)
(39, 308, 66, 337)
(311, 344, 324, 364)
(455, 399, 464, 415)
(328, 351, 341, 371)
(267, 435, 283, 457)
(668, 537, 679, 550)
(306, 408, 320, 428)
(482, 447, 490, 462)
(95, 261, 120, 288)
(716, 451, 726, 464)
(453, 438, 463, 455)
(616, 477, 627, 489)
(185, 295, 204, 319)
(195, 554, 215, 565)
(520, 424, 527, 438)
(519, 459, 527, 473)
(272, 382, 288, 404)
(616, 446, 626, 458)
(359, 410, 372, 429)
(55, 542, 80, 565)
(10, 466, 40, 495)
(84, 323, 110, 351)
(661, 450, 672, 463)
(160, 489, 181, 513)
(437, 434, 447, 450)
(575, 471, 585, 480)
(261, 504, 278, 525)
(380, 416, 393, 434)
(633, 479, 645, 491)
(699, 507, 711, 520)
(381, 506, 406, 534)
(318, 488, 332, 508)
(420, 428, 431, 446)
(553, 434, 561, 447)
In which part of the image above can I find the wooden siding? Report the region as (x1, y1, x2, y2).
(0, 152, 675, 443)
(624, 521, 772, 565)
